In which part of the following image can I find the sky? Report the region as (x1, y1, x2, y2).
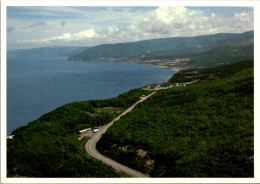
(7, 6, 254, 49)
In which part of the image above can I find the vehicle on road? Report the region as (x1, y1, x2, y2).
(93, 129, 99, 133)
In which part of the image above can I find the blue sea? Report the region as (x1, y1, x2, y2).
(7, 57, 176, 133)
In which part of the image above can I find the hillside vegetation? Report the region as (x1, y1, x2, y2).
(97, 60, 254, 177)
(69, 31, 253, 68)
(6, 55, 254, 177)
(7, 88, 151, 177)
(7, 31, 253, 69)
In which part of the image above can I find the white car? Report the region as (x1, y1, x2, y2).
(93, 129, 99, 133)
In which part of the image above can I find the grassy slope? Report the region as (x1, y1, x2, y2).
(7, 88, 151, 177)
(97, 60, 254, 177)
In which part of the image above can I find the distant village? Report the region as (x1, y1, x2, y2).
(146, 83, 186, 91)
(145, 79, 199, 91)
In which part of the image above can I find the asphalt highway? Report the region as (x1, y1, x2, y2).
(85, 92, 156, 177)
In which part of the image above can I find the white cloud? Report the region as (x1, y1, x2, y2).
(137, 6, 253, 38)
(152, 6, 190, 24)
(73, 28, 98, 39)
(8, 7, 254, 49)
(90, 6, 253, 44)
(17, 28, 99, 44)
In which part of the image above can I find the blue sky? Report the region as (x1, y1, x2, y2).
(7, 6, 254, 49)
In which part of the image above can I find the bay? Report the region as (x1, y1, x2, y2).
(7, 57, 176, 133)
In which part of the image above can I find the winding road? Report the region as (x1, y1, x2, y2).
(85, 92, 156, 177)
(85, 81, 200, 177)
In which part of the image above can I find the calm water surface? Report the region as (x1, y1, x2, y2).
(7, 57, 176, 133)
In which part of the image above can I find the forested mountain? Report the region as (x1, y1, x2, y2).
(8, 31, 253, 68)
(7, 46, 88, 57)
(6, 29, 254, 177)
(7, 88, 151, 177)
(7, 59, 254, 177)
(97, 60, 254, 177)
(69, 31, 253, 67)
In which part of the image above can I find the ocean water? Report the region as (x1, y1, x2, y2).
(7, 57, 176, 133)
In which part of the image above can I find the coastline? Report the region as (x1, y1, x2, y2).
(6, 59, 254, 178)
(67, 57, 181, 84)
(68, 57, 188, 71)
(7, 57, 177, 134)
(67, 57, 181, 83)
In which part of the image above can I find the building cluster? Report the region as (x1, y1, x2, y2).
(79, 128, 92, 134)
(79, 126, 101, 135)
(146, 83, 186, 91)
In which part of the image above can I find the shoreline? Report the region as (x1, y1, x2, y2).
(68, 57, 181, 84)
(8, 58, 179, 134)
(68, 57, 187, 71)
(67, 58, 182, 83)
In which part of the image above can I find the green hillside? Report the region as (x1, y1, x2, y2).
(169, 60, 254, 83)
(69, 31, 253, 68)
(6, 58, 254, 177)
(7, 31, 253, 68)
(97, 60, 254, 177)
(142, 42, 253, 67)
(7, 88, 151, 177)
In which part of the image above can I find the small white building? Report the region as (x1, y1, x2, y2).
(79, 128, 92, 135)
(7, 135, 15, 139)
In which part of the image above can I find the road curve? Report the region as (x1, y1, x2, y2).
(85, 92, 156, 177)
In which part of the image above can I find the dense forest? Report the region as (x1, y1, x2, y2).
(7, 88, 151, 177)
(97, 60, 254, 177)
(7, 58, 254, 177)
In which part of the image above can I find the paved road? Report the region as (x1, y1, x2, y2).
(85, 92, 156, 177)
